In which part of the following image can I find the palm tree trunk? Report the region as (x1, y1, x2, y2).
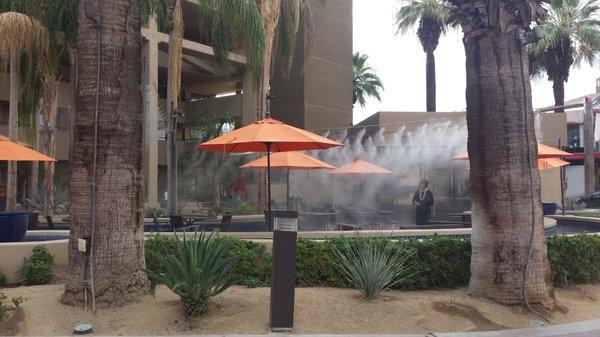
(552, 79, 565, 113)
(425, 49, 436, 112)
(62, 0, 148, 306)
(40, 78, 60, 217)
(29, 112, 39, 201)
(464, 31, 555, 307)
(255, 0, 281, 212)
(7, 51, 19, 212)
(166, 0, 183, 215)
(69, 48, 77, 162)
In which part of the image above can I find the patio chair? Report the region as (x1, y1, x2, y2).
(338, 223, 362, 231)
(169, 214, 197, 232)
(218, 214, 233, 232)
(46, 216, 54, 230)
(152, 212, 169, 232)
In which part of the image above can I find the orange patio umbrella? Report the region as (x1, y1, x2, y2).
(537, 157, 570, 170)
(198, 117, 342, 225)
(0, 135, 56, 162)
(453, 143, 571, 160)
(329, 160, 394, 175)
(453, 143, 571, 170)
(240, 151, 336, 209)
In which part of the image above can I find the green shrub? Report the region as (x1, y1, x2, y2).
(144, 206, 166, 218)
(295, 236, 471, 290)
(233, 199, 252, 215)
(145, 234, 177, 274)
(0, 293, 24, 320)
(547, 235, 600, 285)
(145, 235, 271, 287)
(143, 234, 600, 291)
(397, 236, 471, 290)
(0, 273, 6, 287)
(19, 246, 54, 286)
(145, 231, 239, 316)
(332, 239, 414, 299)
(220, 237, 271, 287)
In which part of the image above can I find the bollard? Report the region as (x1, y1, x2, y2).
(269, 210, 298, 332)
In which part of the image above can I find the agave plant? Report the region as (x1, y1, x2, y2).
(332, 240, 414, 299)
(145, 231, 239, 316)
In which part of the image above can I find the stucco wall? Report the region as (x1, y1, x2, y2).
(0, 237, 68, 284)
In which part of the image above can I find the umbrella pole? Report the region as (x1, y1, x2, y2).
(286, 168, 290, 211)
(267, 143, 272, 231)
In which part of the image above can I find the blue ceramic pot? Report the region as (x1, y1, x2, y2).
(0, 212, 29, 242)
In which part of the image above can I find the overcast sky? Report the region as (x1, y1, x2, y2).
(352, 0, 600, 124)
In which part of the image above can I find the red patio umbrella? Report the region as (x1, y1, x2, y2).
(240, 151, 336, 209)
(197, 117, 342, 227)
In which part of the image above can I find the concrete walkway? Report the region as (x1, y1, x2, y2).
(103, 319, 600, 337)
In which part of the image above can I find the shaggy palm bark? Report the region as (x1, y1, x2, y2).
(417, 18, 441, 112)
(255, 0, 282, 211)
(464, 32, 555, 307)
(40, 78, 60, 216)
(7, 52, 19, 212)
(166, 0, 183, 215)
(62, 0, 147, 306)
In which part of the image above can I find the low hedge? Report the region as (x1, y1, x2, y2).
(145, 234, 600, 290)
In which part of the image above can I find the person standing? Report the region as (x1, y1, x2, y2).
(413, 179, 435, 225)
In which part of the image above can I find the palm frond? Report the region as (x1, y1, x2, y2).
(353, 52, 384, 108)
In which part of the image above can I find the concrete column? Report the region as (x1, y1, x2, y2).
(143, 18, 159, 208)
(242, 67, 258, 126)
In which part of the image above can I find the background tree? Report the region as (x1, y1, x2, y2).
(6, 1, 78, 216)
(530, 0, 600, 112)
(142, 0, 265, 215)
(0, 11, 46, 211)
(62, 0, 148, 306)
(395, 0, 451, 112)
(254, 0, 317, 210)
(449, 0, 556, 307)
(353, 52, 384, 108)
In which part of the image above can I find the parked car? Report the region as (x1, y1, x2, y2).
(575, 191, 600, 208)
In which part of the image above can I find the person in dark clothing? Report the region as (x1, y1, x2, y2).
(412, 179, 435, 225)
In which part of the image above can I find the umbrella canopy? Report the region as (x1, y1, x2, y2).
(198, 117, 342, 229)
(240, 151, 335, 170)
(329, 160, 394, 175)
(0, 136, 56, 161)
(453, 143, 571, 160)
(240, 151, 335, 211)
(454, 151, 569, 170)
(196, 118, 342, 152)
(537, 157, 570, 170)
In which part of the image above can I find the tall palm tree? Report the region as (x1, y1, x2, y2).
(530, 0, 600, 112)
(449, 0, 556, 307)
(254, 0, 316, 211)
(395, 0, 451, 112)
(353, 52, 384, 108)
(143, 0, 265, 214)
(255, 0, 315, 120)
(0, 11, 46, 211)
(62, 0, 148, 307)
